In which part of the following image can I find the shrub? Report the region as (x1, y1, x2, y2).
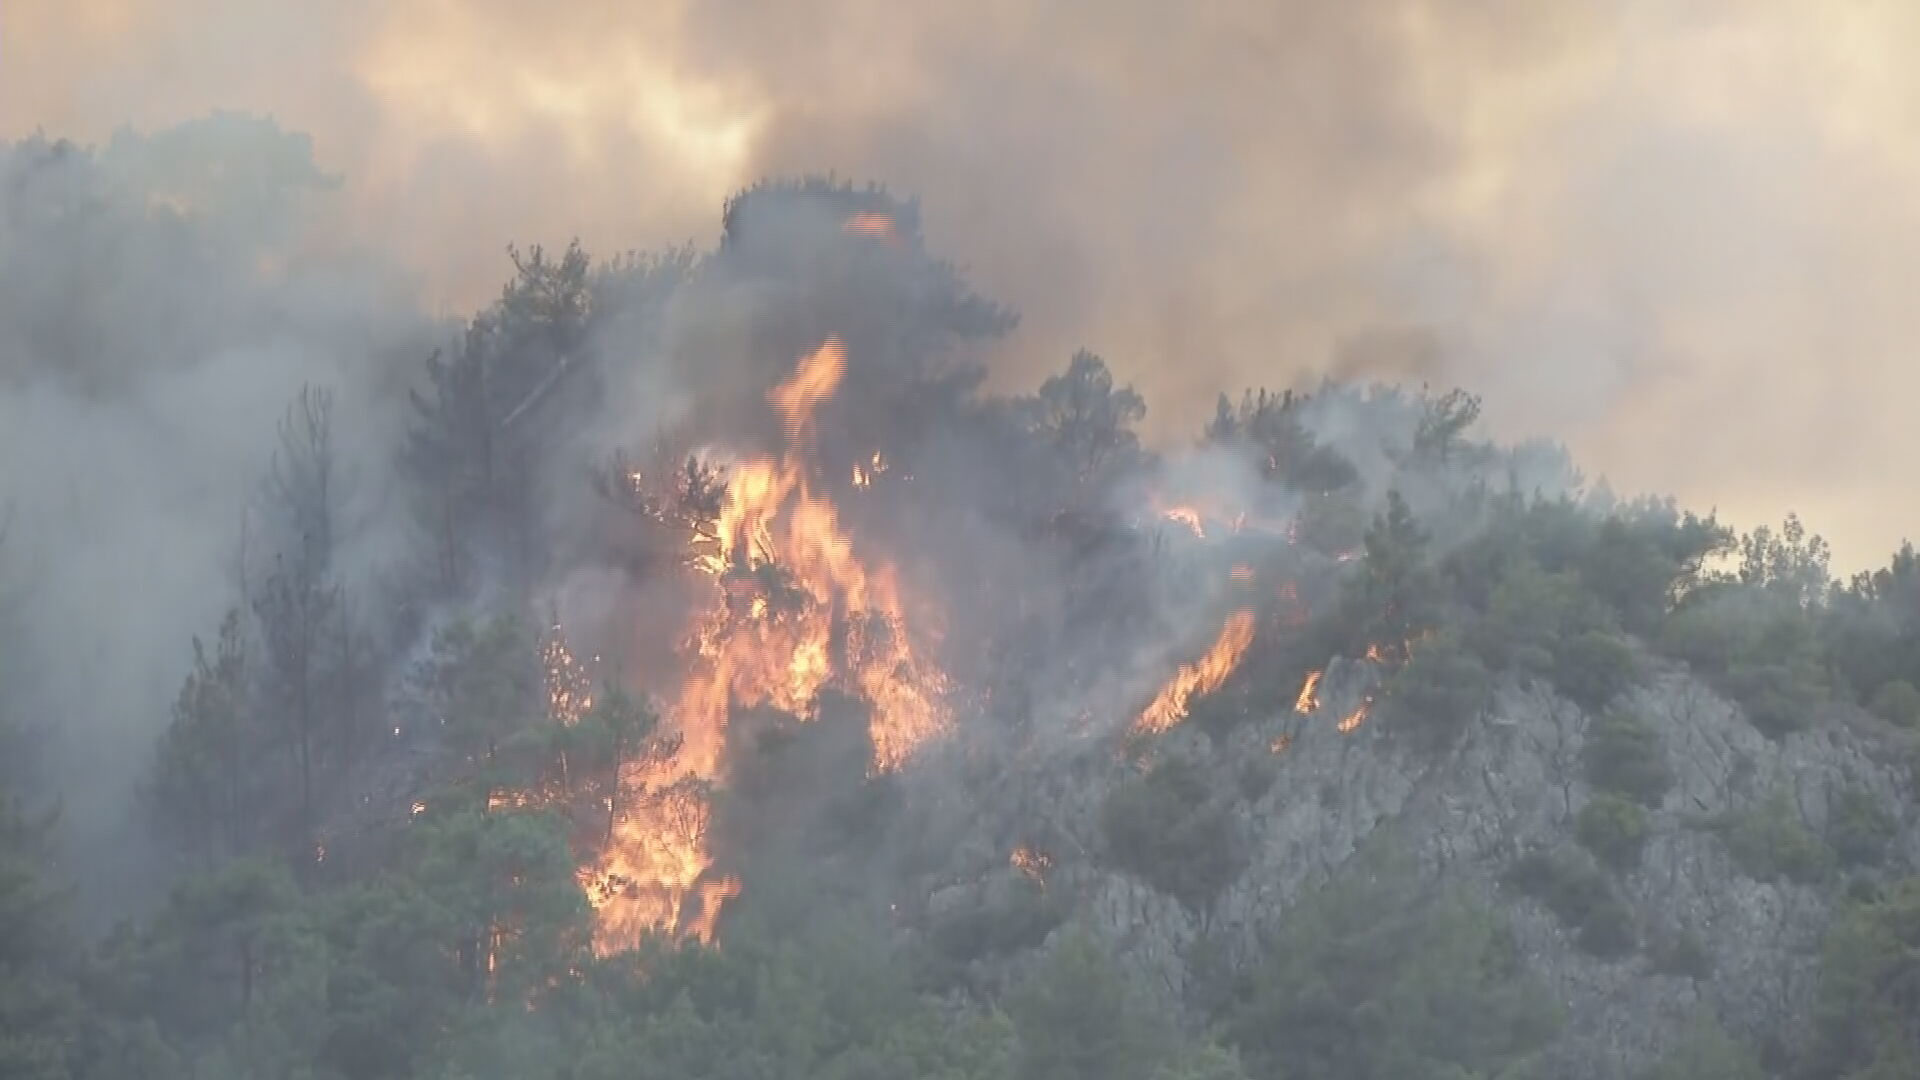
(1583, 710, 1674, 807)
(1553, 629, 1642, 712)
(1504, 846, 1637, 958)
(1646, 929, 1715, 981)
(1102, 756, 1248, 912)
(927, 876, 1069, 967)
(1576, 793, 1650, 871)
(1803, 877, 1920, 1079)
(1009, 929, 1164, 1080)
(1661, 594, 1830, 739)
(1724, 657, 1825, 738)
(1828, 788, 1896, 869)
(1868, 679, 1920, 728)
(1383, 631, 1493, 751)
(1638, 1008, 1767, 1080)
(1228, 844, 1560, 1079)
(1716, 792, 1834, 885)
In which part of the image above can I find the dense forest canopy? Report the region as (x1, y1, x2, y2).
(2, 125, 1919, 1080)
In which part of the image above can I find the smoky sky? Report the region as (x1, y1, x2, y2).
(5, 0, 1917, 575)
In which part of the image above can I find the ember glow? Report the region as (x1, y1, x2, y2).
(841, 212, 897, 242)
(577, 336, 951, 954)
(1132, 609, 1257, 736)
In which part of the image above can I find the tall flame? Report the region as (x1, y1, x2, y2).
(1132, 609, 1257, 736)
(581, 337, 950, 955)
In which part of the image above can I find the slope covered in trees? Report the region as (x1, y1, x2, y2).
(2, 135, 1919, 1079)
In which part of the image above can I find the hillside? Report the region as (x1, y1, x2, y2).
(4, 153, 1920, 1080)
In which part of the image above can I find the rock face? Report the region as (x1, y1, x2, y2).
(905, 655, 1917, 1080)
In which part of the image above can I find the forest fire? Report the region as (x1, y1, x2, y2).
(1162, 505, 1206, 538)
(1010, 846, 1052, 888)
(1132, 609, 1258, 735)
(1294, 670, 1322, 714)
(842, 211, 897, 242)
(1338, 694, 1373, 734)
(576, 336, 951, 954)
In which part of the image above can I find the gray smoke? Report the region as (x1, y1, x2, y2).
(0, 118, 433, 899)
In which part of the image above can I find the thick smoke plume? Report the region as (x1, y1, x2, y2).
(5, 1, 1917, 570)
(0, 120, 433, 910)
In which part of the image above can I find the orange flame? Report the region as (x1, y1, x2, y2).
(1338, 694, 1373, 734)
(1294, 670, 1323, 714)
(542, 624, 594, 726)
(1132, 609, 1257, 735)
(582, 337, 950, 955)
(850, 451, 887, 490)
(842, 212, 897, 242)
(1011, 846, 1053, 888)
(1163, 506, 1206, 538)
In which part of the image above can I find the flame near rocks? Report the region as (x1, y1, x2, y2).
(1132, 609, 1258, 736)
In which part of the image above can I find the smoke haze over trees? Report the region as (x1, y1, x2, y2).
(7, 1, 1920, 572)
(4, 13, 1920, 1076)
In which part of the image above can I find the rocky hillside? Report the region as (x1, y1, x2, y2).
(908, 653, 1915, 1079)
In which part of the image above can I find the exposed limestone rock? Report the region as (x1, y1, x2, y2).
(912, 656, 1916, 1080)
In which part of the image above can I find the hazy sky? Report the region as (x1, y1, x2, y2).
(5, 0, 1916, 571)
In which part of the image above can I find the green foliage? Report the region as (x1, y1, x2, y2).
(1804, 877, 1920, 1079)
(1204, 388, 1359, 495)
(1553, 630, 1642, 713)
(1504, 846, 1637, 958)
(1583, 710, 1674, 807)
(412, 615, 541, 763)
(1576, 793, 1650, 871)
(1637, 1008, 1766, 1080)
(1102, 756, 1248, 913)
(91, 857, 329, 1076)
(1351, 490, 1444, 651)
(1010, 929, 1166, 1080)
(1458, 553, 1641, 710)
(1868, 679, 1920, 728)
(1829, 788, 1897, 869)
(1714, 792, 1834, 885)
(0, 793, 86, 1080)
(1149, 1042, 1251, 1080)
(1734, 512, 1832, 608)
(1226, 844, 1560, 1079)
(1291, 492, 1368, 555)
(1410, 387, 1482, 467)
(1577, 506, 1732, 637)
(1662, 591, 1829, 738)
(1381, 630, 1492, 751)
(1471, 559, 1597, 674)
(925, 875, 1069, 972)
(149, 609, 254, 863)
(1645, 928, 1715, 981)
(1030, 350, 1147, 491)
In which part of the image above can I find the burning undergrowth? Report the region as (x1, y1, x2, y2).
(435, 177, 1552, 956)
